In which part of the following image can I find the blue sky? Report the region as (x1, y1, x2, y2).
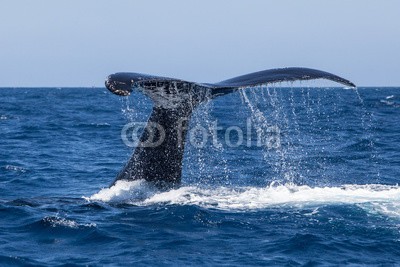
(1, 0, 399, 87)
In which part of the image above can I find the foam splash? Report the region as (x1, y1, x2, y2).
(43, 216, 96, 228)
(381, 94, 399, 107)
(85, 180, 157, 202)
(85, 181, 400, 217)
(2, 165, 27, 173)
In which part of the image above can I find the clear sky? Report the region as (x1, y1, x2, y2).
(1, 0, 399, 87)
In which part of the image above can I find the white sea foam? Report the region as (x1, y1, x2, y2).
(3, 165, 27, 173)
(44, 216, 96, 228)
(85, 180, 400, 217)
(85, 180, 157, 202)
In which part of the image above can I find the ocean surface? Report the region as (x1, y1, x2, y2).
(1, 86, 400, 266)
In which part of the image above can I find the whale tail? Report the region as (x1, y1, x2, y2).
(105, 67, 356, 188)
(106, 67, 355, 105)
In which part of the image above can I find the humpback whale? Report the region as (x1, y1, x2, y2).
(105, 67, 356, 189)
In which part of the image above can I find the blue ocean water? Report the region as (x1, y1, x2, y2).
(1, 87, 400, 266)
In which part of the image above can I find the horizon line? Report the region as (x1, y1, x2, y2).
(0, 85, 399, 89)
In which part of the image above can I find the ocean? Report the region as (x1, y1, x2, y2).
(1, 87, 400, 266)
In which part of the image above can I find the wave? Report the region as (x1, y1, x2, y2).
(85, 180, 400, 217)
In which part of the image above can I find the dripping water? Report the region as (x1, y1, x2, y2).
(120, 96, 136, 122)
(353, 87, 381, 181)
(116, 85, 382, 188)
(184, 99, 232, 186)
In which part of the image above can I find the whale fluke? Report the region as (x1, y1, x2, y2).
(215, 67, 356, 88)
(105, 67, 356, 188)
